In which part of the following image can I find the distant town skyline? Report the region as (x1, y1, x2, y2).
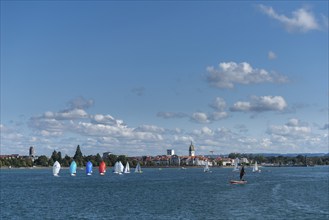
(1, 1, 328, 156)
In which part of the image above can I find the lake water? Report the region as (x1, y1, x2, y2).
(1, 166, 328, 219)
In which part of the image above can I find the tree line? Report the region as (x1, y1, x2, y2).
(0, 145, 139, 168)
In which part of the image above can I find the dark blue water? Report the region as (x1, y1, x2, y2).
(1, 166, 328, 219)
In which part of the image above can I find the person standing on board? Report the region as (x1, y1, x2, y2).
(240, 165, 245, 180)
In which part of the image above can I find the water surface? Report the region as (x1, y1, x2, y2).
(1, 166, 328, 219)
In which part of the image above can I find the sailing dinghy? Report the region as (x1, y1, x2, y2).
(53, 161, 61, 176)
(69, 161, 77, 176)
(204, 162, 212, 173)
(114, 161, 123, 175)
(99, 161, 106, 176)
(135, 162, 143, 173)
(86, 161, 93, 176)
(232, 158, 240, 172)
(252, 161, 261, 173)
(124, 162, 130, 173)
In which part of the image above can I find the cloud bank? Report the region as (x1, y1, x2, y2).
(206, 62, 288, 89)
(230, 96, 287, 112)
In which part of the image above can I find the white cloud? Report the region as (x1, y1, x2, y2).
(210, 111, 228, 120)
(193, 126, 214, 136)
(43, 109, 88, 120)
(29, 118, 65, 137)
(157, 112, 187, 119)
(268, 51, 277, 60)
(258, 4, 322, 32)
(191, 112, 209, 123)
(206, 61, 288, 89)
(267, 118, 311, 137)
(134, 125, 165, 133)
(209, 97, 226, 111)
(230, 96, 287, 112)
(90, 114, 126, 128)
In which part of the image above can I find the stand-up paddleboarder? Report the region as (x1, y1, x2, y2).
(240, 165, 245, 180)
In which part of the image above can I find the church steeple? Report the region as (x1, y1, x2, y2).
(189, 141, 195, 156)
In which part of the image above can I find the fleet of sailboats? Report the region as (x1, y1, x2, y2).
(53, 160, 261, 184)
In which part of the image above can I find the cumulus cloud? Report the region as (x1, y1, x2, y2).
(191, 112, 210, 123)
(206, 61, 288, 89)
(210, 111, 228, 120)
(90, 114, 126, 128)
(230, 96, 287, 112)
(134, 125, 165, 133)
(43, 109, 88, 120)
(209, 97, 227, 111)
(192, 126, 214, 136)
(258, 4, 323, 32)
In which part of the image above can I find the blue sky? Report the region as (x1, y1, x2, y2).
(1, 1, 328, 157)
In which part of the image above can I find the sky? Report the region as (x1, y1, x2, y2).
(1, 1, 328, 157)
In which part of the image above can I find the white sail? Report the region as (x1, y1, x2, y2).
(233, 158, 239, 172)
(124, 162, 130, 173)
(113, 162, 120, 174)
(119, 161, 124, 173)
(204, 162, 210, 172)
(114, 161, 124, 174)
(135, 162, 142, 173)
(253, 161, 261, 172)
(53, 161, 61, 176)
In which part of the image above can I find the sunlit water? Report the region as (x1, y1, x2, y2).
(1, 166, 328, 219)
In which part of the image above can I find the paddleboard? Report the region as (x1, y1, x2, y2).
(230, 180, 247, 184)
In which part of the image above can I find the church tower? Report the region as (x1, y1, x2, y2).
(189, 142, 195, 156)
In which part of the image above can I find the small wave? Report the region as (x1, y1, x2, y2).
(286, 199, 329, 215)
(272, 183, 281, 199)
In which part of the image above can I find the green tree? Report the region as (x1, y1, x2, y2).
(73, 145, 84, 167)
(51, 150, 59, 162)
(117, 155, 127, 165)
(62, 155, 72, 167)
(228, 153, 241, 159)
(57, 151, 62, 163)
(48, 158, 54, 166)
(96, 153, 102, 166)
(35, 155, 49, 166)
(108, 154, 117, 167)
